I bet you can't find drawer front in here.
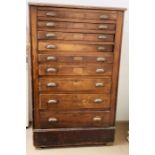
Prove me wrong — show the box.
[39,63,112,76]
[39,111,111,128]
[38,52,114,63]
[37,8,117,21]
[38,21,116,31]
[38,41,113,52]
[39,94,111,110]
[39,77,111,93]
[38,31,114,42]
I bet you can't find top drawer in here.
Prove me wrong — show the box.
[37,7,117,21]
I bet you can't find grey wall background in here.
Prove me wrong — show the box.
[27,0,129,121]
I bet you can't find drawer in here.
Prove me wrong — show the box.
[38,31,114,42]
[38,52,114,64]
[38,21,116,31]
[39,111,111,128]
[39,94,111,110]
[39,63,112,76]
[37,7,117,21]
[38,41,114,52]
[39,77,111,93]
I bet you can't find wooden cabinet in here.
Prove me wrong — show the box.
[29,3,125,148]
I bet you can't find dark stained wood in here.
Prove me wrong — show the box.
[39,94,111,110]
[38,41,114,52]
[29,3,126,11]
[38,21,116,31]
[33,127,115,147]
[37,9,117,21]
[39,63,112,76]
[38,31,114,42]
[110,11,124,125]
[39,77,111,93]
[29,3,125,148]
[39,111,111,128]
[38,28,116,34]
[38,52,114,63]
[37,7,118,14]
[38,17,116,24]
[29,6,40,129]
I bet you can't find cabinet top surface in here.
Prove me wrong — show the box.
[28,2,126,11]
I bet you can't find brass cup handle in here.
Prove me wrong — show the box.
[96,82,104,87]
[96,57,106,62]
[96,68,105,73]
[94,99,103,103]
[48,99,58,104]
[47,82,57,87]
[98,25,108,29]
[46,68,57,73]
[98,35,107,39]
[48,117,58,122]
[93,116,102,121]
[97,46,106,51]
[46,22,56,27]
[46,56,57,61]
[100,15,109,19]
[46,12,57,16]
[46,44,56,49]
[46,33,56,38]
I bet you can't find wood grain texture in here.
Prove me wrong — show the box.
[37,9,117,21]
[29,4,125,148]
[38,17,116,24]
[39,110,111,128]
[38,21,116,31]
[39,94,111,110]
[38,31,114,42]
[39,77,111,93]
[38,40,114,52]
[110,11,124,125]
[39,63,112,76]
[29,6,40,129]
[38,27,116,34]
[29,3,126,11]
[33,127,115,147]
[38,52,114,63]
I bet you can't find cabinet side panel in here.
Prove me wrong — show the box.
[30,6,39,128]
[110,11,124,125]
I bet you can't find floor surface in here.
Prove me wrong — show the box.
[26,122,129,155]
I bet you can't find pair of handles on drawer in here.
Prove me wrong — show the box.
[46,56,106,62]
[46,82,104,87]
[48,116,102,123]
[46,44,107,51]
[46,11,109,19]
[45,32,108,40]
[48,98,103,104]
[46,67,105,73]
[46,22,108,29]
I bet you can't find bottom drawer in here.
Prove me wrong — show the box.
[39,111,111,128]
[34,127,115,148]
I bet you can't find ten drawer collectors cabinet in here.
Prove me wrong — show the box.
[29,3,125,147]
